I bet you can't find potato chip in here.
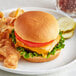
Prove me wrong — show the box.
[9,8,24,18]
[0,12,4,18]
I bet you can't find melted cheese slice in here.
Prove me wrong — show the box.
[16,35,61,55]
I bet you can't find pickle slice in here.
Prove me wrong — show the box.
[58,17,76,32]
[62,30,74,39]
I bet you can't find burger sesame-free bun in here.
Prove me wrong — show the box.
[24,50,60,62]
[14,11,59,43]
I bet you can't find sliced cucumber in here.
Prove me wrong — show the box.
[62,30,74,39]
[58,17,76,32]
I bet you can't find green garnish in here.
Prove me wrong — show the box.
[9,29,16,44]
[24,53,30,58]
[16,46,41,58]
[20,51,24,55]
[47,31,65,58]
[50,48,56,55]
[29,53,34,57]
[33,52,38,56]
[16,47,25,52]
[10,30,65,58]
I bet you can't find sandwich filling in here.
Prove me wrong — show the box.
[10,30,65,58]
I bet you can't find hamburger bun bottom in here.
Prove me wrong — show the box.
[24,50,60,62]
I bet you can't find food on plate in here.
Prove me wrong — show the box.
[0,55,5,61]
[0,12,4,18]
[0,29,20,69]
[0,17,14,33]
[58,17,76,39]
[62,30,74,39]
[9,11,65,62]
[9,8,24,18]
[0,9,22,69]
[0,38,20,69]
[0,8,65,69]
[0,39,20,69]
[3,44,20,69]
[5,17,15,26]
[58,17,76,32]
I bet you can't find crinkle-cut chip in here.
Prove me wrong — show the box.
[0,39,20,69]
[0,12,4,18]
[9,8,24,18]
[5,17,15,26]
[0,20,13,33]
[15,8,24,17]
[0,17,14,32]
[3,45,20,69]
[1,17,6,21]
[0,17,8,32]
[4,54,19,69]
[0,29,10,40]
[0,39,12,57]
[9,11,16,18]
[0,39,20,58]
[0,55,5,61]
[0,18,6,28]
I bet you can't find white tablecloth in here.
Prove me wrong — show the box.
[0,0,76,76]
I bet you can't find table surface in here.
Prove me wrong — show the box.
[0,0,76,76]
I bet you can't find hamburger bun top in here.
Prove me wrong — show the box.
[14,11,59,43]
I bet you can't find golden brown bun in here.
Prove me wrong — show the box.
[24,50,60,62]
[14,11,59,43]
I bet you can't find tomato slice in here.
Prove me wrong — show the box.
[15,32,54,47]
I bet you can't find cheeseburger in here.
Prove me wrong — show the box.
[10,11,65,62]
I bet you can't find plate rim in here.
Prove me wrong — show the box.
[0,7,76,75]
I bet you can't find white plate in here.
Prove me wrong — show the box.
[0,7,76,75]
